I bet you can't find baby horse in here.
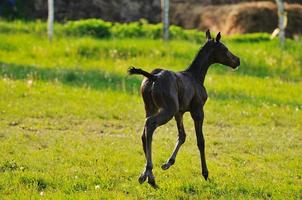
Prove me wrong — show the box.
[128,30,240,188]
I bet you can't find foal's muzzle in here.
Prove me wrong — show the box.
[232,57,240,69]
[229,53,240,69]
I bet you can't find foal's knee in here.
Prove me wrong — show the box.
[145,117,156,129]
[145,116,154,126]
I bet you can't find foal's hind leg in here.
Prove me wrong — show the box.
[162,113,186,170]
[138,109,175,188]
[141,99,158,161]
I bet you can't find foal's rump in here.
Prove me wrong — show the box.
[142,70,179,113]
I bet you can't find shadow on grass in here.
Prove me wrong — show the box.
[209,90,301,108]
[0,61,300,108]
[210,63,301,82]
[0,61,142,94]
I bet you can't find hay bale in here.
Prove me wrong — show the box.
[171,1,302,37]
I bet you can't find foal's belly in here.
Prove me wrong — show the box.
[178,93,194,113]
[175,73,195,113]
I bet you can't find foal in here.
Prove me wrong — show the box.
[128,30,240,188]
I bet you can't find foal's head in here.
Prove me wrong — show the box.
[205,30,240,69]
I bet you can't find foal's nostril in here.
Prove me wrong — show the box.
[231,57,240,69]
[237,58,240,66]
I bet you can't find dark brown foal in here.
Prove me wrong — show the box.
[128,30,240,188]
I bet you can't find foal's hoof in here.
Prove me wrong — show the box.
[161,163,171,170]
[148,177,159,189]
[138,173,147,184]
[161,159,174,170]
[202,171,209,181]
[148,179,159,189]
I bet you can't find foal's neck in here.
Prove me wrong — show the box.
[186,45,213,84]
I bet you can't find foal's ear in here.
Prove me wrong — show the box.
[216,32,221,42]
[206,29,212,41]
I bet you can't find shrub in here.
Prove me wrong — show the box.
[170,25,187,40]
[3,19,275,43]
[64,19,112,38]
[227,33,271,43]
[111,21,163,39]
[184,29,205,43]
[111,22,145,38]
[141,23,162,39]
[62,19,207,41]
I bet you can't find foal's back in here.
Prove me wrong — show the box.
[141,69,196,115]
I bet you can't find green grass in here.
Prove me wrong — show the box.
[0,20,301,199]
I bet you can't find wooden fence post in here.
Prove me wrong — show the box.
[275,0,286,46]
[48,0,54,42]
[162,0,169,41]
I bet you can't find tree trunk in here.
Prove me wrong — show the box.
[48,0,54,42]
[275,0,285,46]
[161,0,169,41]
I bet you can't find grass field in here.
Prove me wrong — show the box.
[0,21,301,199]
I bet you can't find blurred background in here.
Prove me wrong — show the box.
[0,0,301,36]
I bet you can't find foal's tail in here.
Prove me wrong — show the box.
[127,66,157,81]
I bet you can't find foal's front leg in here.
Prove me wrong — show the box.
[191,109,209,180]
